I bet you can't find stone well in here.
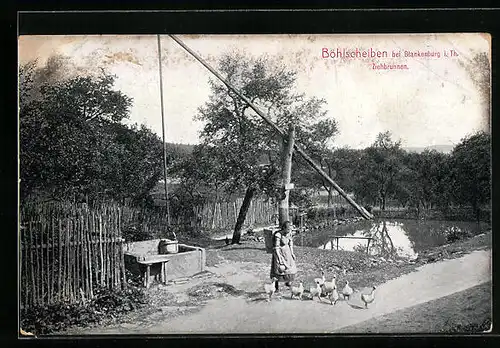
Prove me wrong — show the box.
[124,239,206,287]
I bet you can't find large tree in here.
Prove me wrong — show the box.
[20,68,131,200]
[195,52,337,243]
[448,131,491,222]
[170,143,234,228]
[19,57,165,204]
[353,131,406,210]
[291,119,340,206]
[398,150,451,212]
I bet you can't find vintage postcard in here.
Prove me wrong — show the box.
[18,33,491,335]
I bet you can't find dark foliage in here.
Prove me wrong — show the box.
[445,227,474,243]
[20,285,147,335]
[19,56,186,206]
[445,318,491,333]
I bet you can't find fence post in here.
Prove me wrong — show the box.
[98,215,104,287]
[119,207,126,288]
[70,218,75,302]
[20,201,129,310]
[87,210,94,299]
[49,214,54,305]
[65,218,70,301]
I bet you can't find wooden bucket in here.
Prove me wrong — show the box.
[158,239,179,254]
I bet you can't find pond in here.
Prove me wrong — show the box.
[293,219,489,260]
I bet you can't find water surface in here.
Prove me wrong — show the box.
[293,219,488,259]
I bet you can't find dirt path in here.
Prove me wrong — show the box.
[76,249,491,334]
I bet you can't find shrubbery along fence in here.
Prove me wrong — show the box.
[19,197,277,309]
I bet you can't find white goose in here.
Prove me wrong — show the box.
[361,286,377,308]
[264,277,278,301]
[309,281,322,302]
[314,269,326,286]
[342,280,353,301]
[329,285,340,306]
[291,282,304,300]
[321,275,337,296]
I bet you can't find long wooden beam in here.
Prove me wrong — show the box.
[169,34,373,220]
[156,35,172,228]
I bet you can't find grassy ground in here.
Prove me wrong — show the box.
[336,281,492,333]
[204,230,492,292]
[37,229,491,335]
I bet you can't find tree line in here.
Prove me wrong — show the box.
[168,52,490,230]
[291,130,490,223]
[19,55,189,206]
[20,52,490,241]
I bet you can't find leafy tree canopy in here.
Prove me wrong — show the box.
[19,56,170,205]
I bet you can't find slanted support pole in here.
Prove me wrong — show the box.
[169,34,373,220]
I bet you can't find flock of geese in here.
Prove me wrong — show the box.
[264,270,377,309]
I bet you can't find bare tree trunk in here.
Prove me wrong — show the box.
[327,189,333,208]
[231,186,256,244]
[211,187,219,229]
[279,125,296,226]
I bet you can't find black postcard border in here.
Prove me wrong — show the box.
[5,6,500,348]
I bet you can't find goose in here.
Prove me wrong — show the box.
[361,286,377,308]
[342,280,353,301]
[314,269,326,286]
[290,281,304,300]
[309,281,322,301]
[264,277,278,301]
[321,275,337,296]
[329,285,340,305]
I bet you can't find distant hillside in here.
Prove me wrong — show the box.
[166,142,455,155]
[165,143,270,165]
[403,145,454,154]
[165,142,195,155]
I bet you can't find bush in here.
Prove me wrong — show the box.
[306,206,355,222]
[122,225,154,242]
[289,190,313,209]
[352,243,368,253]
[20,285,147,335]
[445,226,473,243]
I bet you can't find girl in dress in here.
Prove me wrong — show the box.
[270,220,297,292]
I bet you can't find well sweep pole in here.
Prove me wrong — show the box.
[168,34,372,220]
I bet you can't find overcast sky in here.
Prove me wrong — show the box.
[19,33,490,149]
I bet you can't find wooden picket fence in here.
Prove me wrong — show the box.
[19,202,126,310]
[193,198,277,230]
[119,197,277,239]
